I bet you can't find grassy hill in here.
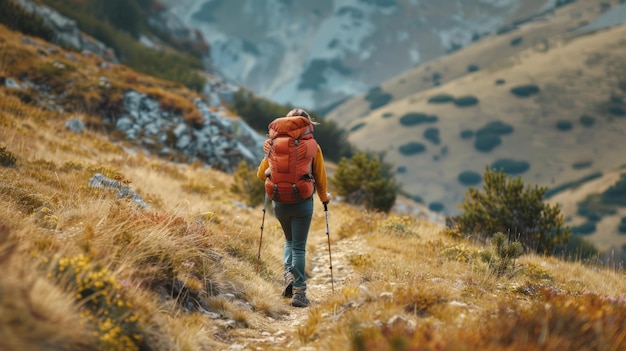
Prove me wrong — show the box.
[325,0,626,253]
[1,23,626,351]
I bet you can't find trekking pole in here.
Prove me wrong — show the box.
[324,202,334,293]
[256,193,268,274]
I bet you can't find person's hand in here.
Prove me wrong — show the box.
[322,192,332,205]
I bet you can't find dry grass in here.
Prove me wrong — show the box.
[1,22,625,351]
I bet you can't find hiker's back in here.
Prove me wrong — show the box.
[263,116,318,203]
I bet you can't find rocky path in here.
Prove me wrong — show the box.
[223,232,370,351]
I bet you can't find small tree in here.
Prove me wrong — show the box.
[457,166,570,254]
[230,161,265,207]
[331,152,398,212]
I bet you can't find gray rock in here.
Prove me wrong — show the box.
[65,118,84,133]
[4,78,22,90]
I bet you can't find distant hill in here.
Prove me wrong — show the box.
[326,0,626,252]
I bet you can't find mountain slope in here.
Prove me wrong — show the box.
[345,23,626,247]
[161,0,558,110]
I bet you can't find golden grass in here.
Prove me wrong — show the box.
[1,24,625,351]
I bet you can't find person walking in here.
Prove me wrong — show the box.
[257,108,330,308]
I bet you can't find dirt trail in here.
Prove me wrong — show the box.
[223,230,369,350]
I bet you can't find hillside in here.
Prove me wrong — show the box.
[162,0,559,110]
[326,0,626,252]
[1,23,626,351]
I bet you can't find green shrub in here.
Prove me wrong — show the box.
[399,113,438,126]
[601,173,626,206]
[230,161,266,207]
[608,104,626,116]
[579,115,595,127]
[543,172,603,199]
[423,127,440,145]
[480,232,523,276]
[556,120,573,131]
[458,171,482,186]
[572,161,592,170]
[0,146,17,167]
[571,221,596,235]
[478,121,514,136]
[510,84,541,98]
[459,129,474,139]
[331,152,398,212]
[428,202,445,212]
[467,64,479,73]
[350,122,366,132]
[398,142,426,156]
[453,95,480,107]
[0,0,54,42]
[495,79,506,85]
[474,134,501,152]
[396,166,407,174]
[618,217,626,234]
[364,86,393,110]
[553,235,599,262]
[427,94,455,104]
[510,37,523,46]
[576,194,617,221]
[457,166,570,254]
[382,112,394,118]
[491,159,530,175]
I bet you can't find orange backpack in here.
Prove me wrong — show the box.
[263,116,318,203]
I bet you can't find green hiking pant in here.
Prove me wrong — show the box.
[274,197,313,291]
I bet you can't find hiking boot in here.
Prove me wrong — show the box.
[282,272,294,298]
[291,289,310,308]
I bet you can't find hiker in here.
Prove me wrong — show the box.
[257,108,331,308]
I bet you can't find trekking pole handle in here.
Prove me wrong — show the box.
[323,202,328,212]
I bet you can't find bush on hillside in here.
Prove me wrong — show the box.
[571,161,592,170]
[467,64,479,73]
[601,173,626,206]
[423,127,440,145]
[427,94,455,104]
[553,235,599,262]
[428,202,445,213]
[619,217,626,234]
[510,84,541,98]
[555,120,573,131]
[571,221,596,236]
[495,79,506,85]
[382,112,394,118]
[459,129,474,139]
[457,166,570,254]
[474,134,501,152]
[350,122,366,132]
[0,0,54,42]
[491,159,530,175]
[454,96,480,107]
[480,232,524,276]
[399,113,438,126]
[230,161,265,207]
[398,142,426,156]
[364,86,393,110]
[579,115,595,127]
[478,121,515,136]
[331,152,398,212]
[510,37,523,46]
[608,104,626,116]
[458,171,482,186]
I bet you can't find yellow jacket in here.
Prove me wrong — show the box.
[257,145,329,203]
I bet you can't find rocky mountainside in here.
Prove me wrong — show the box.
[160,0,562,110]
